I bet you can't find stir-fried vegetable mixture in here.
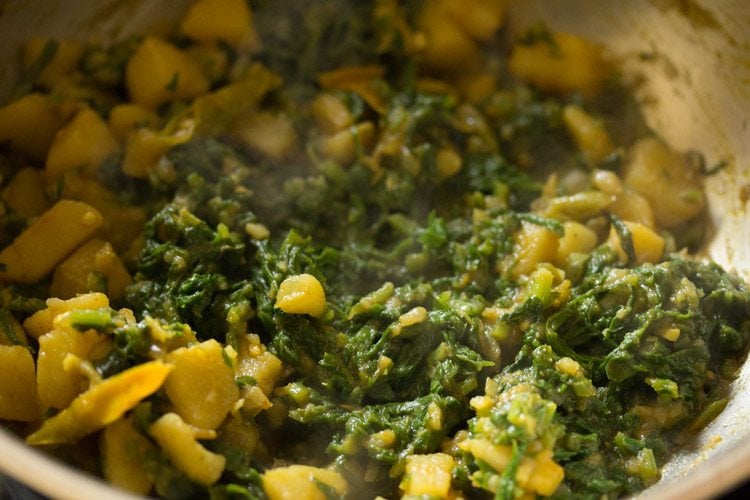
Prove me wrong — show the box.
[0,0,748,498]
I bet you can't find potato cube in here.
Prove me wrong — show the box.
[562,104,614,165]
[607,221,665,265]
[108,103,161,142]
[50,238,132,300]
[311,93,353,134]
[400,453,455,497]
[149,412,225,485]
[527,450,565,496]
[23,292,109,339]
[232,112,298,160]
[263,465,348,500]
[622,137,704,228]
[165,339,239,429]
[36,325,106,410]
[121,127,192,179]
[509,32,610,96]
[318,121,375,166]
[0,200,103,284]
[417,1,481,73]
[27,360,173,445]
[512,221,560,278]
[0,345,40,421]
[0,93,63,161]
[2,167,49,218]
[237,349,283,396]
[125,37,210,109]
[181,0,255,49]
[102,417,155,495]
[45,107,119,181]
[442,0,505,42]
[23,37,84,89]
[555,221,598,266]
[275,273,327,317]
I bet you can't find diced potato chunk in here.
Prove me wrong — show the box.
[555,221,598,266]
[442,0,506,42]
[27,360,173,445]
[2,167,49,218]
[108,103,161,142]
[36,325,107,410]
[232,112,298,160]
[0,200,103,284]
[509,32,610,96]
[562,104,614,165]
[275,274,327,317]
[23,37,84,89]
[319,121,375,166]
[263,465,348,500]
[512,222,560,278]
[0,345,40,422]
[50,238,132,300]
[23,292,109,339]
[609,190,656,228]
[125,37,210,109]
[400,453,455,497]
[237,349,283,397]
[45,107,119,181]
[148,412,226,485]
[0,93,63,161]
[526,450,565,496]
[165,339,239,430]
[101,417,155,495]
[181,0,255,49]
[622,137,704,228]
[311,93,353,134]
[121,126,193,179]
[607,221,665,265]
[417,1,482,73]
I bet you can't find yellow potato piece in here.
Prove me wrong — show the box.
[164,339,239,430]
[50,238,132,300]
[622,137,704,228]
[108,103,161,143]
[23,37,84,89]
[101,417,155,495]
[45,107,120,181]
[181,0,255,49]
[36,325,107,410]
[121,126,193,179]
[509,32,610,96]
[0,200,103,284]
[232,112,298,160]
[562,104,615,165]
[555,221,598,266]
[263,465,348,500]
[2,167,50,218]
[148,412,226,485]
[417,1,482,73]
[23,292,109,339]
[0,345,40,422]
[607,221,665,265]
[27,360,173,445]
[0,93,63,161]
[400,453,455,497]
[125,37,210,109]
[512,221,560,278]
[275,273,327,317]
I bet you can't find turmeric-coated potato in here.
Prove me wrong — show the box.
[0,93,63,161]
[50,238,132,300]
[607,221,665,265]
[275,274,327,317]
[164,339,239,429]
[2,167,49,218]
[263,465,348,500]
[509,32,610,96]
[27,360,173,445]
[23,292,109,339]
[22,37,84,89]
[125,37,210,109]
[512,221,560,278]
[101,418,156,495]
[108,103,161,142]
[622,137,704,228]
[45,107,119,181]
[148,412,226,485]
[0,345,40,422]
[0,200,103,284]
[181,0,256,49]
[400,453,455,497]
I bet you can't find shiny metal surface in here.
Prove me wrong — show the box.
[0,1,748,498]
